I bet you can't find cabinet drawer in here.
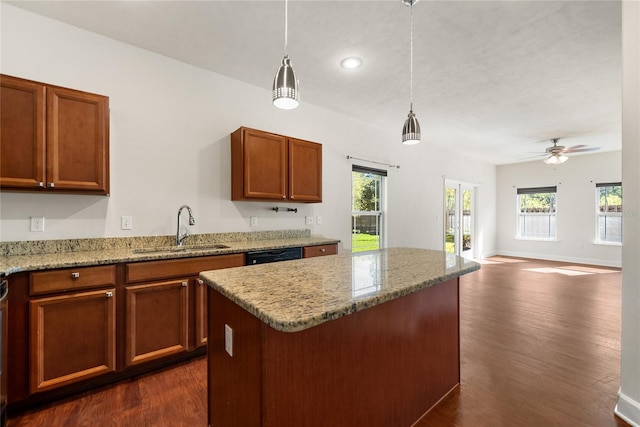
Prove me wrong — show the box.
[303,244,338,258]
[30,265,116,296]
[126,254,245,284]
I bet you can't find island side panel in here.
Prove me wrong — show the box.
[208,288,263,427]
[262,277,460,427]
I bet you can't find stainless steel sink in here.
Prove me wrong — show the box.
[133,244,230,254]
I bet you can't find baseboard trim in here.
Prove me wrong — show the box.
[615,391,640,427]
[494,250,621,268]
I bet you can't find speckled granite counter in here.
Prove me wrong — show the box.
[0,230,339,276]
[204,248,480,427]
[200,247,479,332]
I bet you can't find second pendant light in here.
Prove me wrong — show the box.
[272,0,299,110]
[401,0,421,145]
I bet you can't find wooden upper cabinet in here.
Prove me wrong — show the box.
[231,127,322,203]
[0,75,46,189]
[289,138,322,202]
[0,74,110,195]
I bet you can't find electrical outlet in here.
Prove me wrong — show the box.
[30,216,45,232]
[250,216,258,227]
[316,216,322,225]
[305,216,314,225]
[224,324,233,357]
[121,216,133,230]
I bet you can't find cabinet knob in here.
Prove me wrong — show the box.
[47,182,55,188]
[197,279,204,285]
[106,291,113,298]
[181,281,188,287]
[71,272,80,279]
[320,248,326,253]
[36,182,44,188]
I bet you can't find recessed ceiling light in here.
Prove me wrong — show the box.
[340,57,362,69]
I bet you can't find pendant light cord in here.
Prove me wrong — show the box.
[410,1,414,112]
[284,0,288,55]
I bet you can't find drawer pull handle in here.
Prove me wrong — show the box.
[36,182,44,188]
[197,279,204,285]
[106,291,113,298]
[71,272,80,279]
[320,248,326,252]
[47,182,55,188]
[181,281,188,287]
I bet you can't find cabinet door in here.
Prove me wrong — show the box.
[29,288,116,393]
[232,128,287,200]
[47,86,109,194]
[289,138,322,202]
[0,75,46,190]
[195,278,208,347]
[125,279,189,367]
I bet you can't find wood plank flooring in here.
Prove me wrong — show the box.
[8,257,629,427]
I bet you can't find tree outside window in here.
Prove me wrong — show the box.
[517,186,557,239]
[596,183,622,243]
[352,167,385,252]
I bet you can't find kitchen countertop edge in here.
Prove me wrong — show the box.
[0,237,340,276]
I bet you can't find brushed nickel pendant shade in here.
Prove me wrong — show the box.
[402,0,421,145]
[272,0,299,109]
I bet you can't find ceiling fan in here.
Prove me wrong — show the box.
[538,138,600,165]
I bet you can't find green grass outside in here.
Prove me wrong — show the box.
[352,233,380,252]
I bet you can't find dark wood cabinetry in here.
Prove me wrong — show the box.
[0,74,109,195]
[124,254,245,365]
[29,288,116,393]
[125,280,189,366]
[303,244,338,258]
[231,127,322,203]
[27,266,117,394]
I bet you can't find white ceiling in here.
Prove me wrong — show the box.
[7,0,622,165]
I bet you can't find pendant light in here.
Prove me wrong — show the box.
[272,0,299,109]
[402,0,421,145]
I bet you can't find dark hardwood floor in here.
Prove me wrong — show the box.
[8,257,629,427]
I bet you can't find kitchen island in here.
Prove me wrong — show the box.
[201,248,480,427]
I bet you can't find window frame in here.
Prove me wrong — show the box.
[516,186,558,241]
[595,182,622,245]
[351,165,387,253]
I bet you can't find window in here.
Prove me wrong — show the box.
[517,186,557,239]
[596,182,622,244]
[352,166,386,252]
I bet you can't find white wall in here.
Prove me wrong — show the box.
[0,4,497,257]
[496,151,622,267]
[616,2,640,425]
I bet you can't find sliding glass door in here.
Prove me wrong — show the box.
[444,180,475,259]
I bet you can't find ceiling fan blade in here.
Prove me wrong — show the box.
[564,146,600,153]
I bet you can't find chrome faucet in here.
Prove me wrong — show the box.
[176,205,196,246]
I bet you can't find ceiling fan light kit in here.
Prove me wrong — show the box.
[272,0,299,110]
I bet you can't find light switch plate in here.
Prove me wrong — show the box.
[30,216,45,232]
[121,216,133,230]
[250,216,258,227]
[305,216,314,225]
[224,324,233,357]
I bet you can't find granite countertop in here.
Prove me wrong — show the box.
[200,247,480,333]
[0,230,339,276]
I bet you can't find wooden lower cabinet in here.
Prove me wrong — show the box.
[195,278,208,347]
[29,288,116,393]
[303,243,338,258]
[125,280,189,366]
